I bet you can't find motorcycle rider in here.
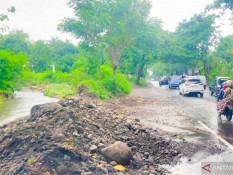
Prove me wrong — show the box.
[217,83,227,101]
[218,80,232,113]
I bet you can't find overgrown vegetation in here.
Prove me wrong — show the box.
[1,0,233,101]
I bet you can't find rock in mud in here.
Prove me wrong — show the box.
[101,141,132,165]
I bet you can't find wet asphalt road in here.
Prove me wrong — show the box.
[130,80,233,175]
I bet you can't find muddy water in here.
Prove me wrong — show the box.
[130,80,233,175]
[0,91,58,126]
[131,80,233,144]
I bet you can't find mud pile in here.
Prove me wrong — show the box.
[0,96,185,174]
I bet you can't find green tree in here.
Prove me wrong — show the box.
[158,31,190,75]
[59,0,151,76]
[29,40,52,72]
[0,30,31,54]
[121,19,163,84]
[175,14,218,80]
[215,34,233,62]
[48,38,78,72]
[213,0,233,10]
[0,50,27,95]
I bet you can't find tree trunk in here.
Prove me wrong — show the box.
[113,65,117,77]
[203,61,209,83]
[136,74,140,85]
[136,63,144,85]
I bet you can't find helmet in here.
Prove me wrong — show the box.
[225,80,233,88]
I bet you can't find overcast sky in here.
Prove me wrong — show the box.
[0,0,233,42]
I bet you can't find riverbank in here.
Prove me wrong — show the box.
[0,91,58,126]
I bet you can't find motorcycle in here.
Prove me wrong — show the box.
[218,100,233,121]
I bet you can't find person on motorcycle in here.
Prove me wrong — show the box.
[217,84,228,112]
[217,83,227,101]
[218,80,232,113]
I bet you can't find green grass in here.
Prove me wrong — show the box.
[0,96,3,104]
[78,79,110,100]
[43,83,76,99]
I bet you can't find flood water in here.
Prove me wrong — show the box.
[0,91,58,126]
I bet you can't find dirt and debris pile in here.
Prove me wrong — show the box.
[0,96,183,175]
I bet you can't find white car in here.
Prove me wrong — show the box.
[179,78,204,97]
[185,75,207,89]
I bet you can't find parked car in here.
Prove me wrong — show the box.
[169,75,182,89]
[209,76,231,96]
[179,77,204,97]
[159,77,169,86]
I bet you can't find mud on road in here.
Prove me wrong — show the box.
[118,81,233,175]
[0,81,232,175]
[1,93,215,175]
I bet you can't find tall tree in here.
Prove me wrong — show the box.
[29,41,52,72]
[58,0,151,76]
[175,14,218,80]
[0,30,31,54]
[48,38,78,72]
[213,0,233,10]
[158,31,190,75]
[215,34,233,62]
[121,18,163,84]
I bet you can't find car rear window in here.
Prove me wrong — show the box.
[219,79,229,85]
[187,79,201,84]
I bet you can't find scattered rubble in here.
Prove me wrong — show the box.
[0,95,222,175]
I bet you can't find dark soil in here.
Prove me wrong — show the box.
[0,95,223,175]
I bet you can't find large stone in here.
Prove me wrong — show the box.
[100,141,132,165]
[29,104,43,122]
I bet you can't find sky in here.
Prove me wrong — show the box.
[0,0,233,42]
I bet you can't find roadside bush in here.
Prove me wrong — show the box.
[34,71,70,84]
[99,65,112,79]
[0,96,3,104]
[0,50,27,95]
[127,75,147,86]
[70,70,89,88]
[100,65,131,95]
[43,84,76,98]
[21,71,37,87]
[78,80,110,100]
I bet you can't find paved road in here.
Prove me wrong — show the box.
[130,80,233,175]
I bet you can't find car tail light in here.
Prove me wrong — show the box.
[185,83,190,86]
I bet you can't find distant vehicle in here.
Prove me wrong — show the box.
[159,76,169,86]
[209,76,230,96]
[169,75,182,89]
[179,77,204,97]
[153,77,160,81]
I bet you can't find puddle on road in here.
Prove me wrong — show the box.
[165,149,233,175]
[130,84,233,174]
